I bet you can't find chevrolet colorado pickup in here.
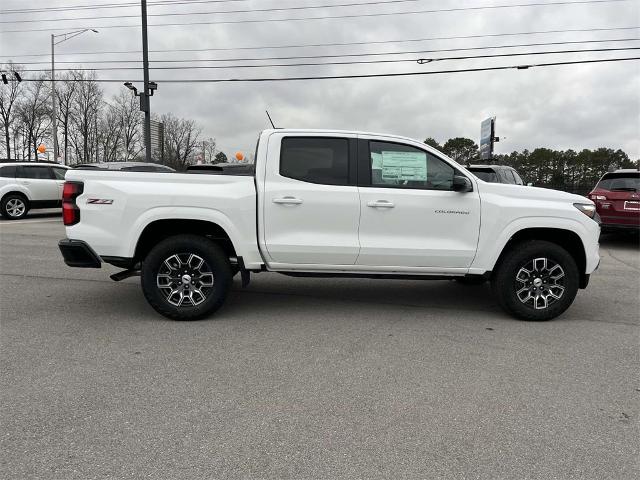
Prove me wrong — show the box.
[59,129,600,321]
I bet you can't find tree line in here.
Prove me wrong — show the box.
[0,64,229,169]
[425,136,638,192]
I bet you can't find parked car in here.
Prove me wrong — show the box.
[589,169,640,231]
[73,162,175,172]
[467,165,525,185]
[0,161,69,220]
[58,129,600,322]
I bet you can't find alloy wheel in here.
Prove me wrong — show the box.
[156,253,215,307]
[5,198,26,218]
[514,257,566,310]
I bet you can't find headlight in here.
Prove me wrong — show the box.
[574,203,597,218]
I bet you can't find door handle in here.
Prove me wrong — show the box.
[273,196,303,205]
[367,200,395,208]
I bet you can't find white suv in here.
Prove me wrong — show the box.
[0,162,69,220]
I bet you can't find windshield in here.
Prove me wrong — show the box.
[469,168,499,183]
[596,172,640,191]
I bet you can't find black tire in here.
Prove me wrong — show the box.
[491,240,579,321]
[1,193,29,220]
[141,234,233,321]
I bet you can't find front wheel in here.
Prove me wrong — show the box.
[491,240,579,321]
[141,235,233,320]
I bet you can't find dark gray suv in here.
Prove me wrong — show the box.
[467,165,525,185]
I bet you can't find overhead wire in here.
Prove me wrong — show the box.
[3,26,638,59]
[2,0,428,23]
[10,38,640,65]
[17,47,640,72]
[2,0,631,34]
[14,57,640,82]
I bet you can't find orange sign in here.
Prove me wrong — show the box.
[37,144,46,154]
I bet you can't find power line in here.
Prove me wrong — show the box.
[1,0,426,24]
[3,26,637,58]
[1,0,259,15]
[12,38,640,65]
[2,0,631,34]
[17,47,640,72]
[15,57,640,82]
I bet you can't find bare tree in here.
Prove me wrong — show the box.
[98,101,122,162]
[160,112,201,170]
[0,62,24,159]
[70,72,102,163]
[18,75,51,160]
[202,137,217,163]
[114,90,142,161]
[56,70,80,164]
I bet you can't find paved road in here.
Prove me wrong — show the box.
[1,216,639,479]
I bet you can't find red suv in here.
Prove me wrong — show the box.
[589,169,640,231]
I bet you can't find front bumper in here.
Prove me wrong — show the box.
[58,239,102,268]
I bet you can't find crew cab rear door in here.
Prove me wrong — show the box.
[356,137,481,270]
[261,132,360,266]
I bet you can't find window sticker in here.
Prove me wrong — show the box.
[380,151,427,181]
[371,152,383,170]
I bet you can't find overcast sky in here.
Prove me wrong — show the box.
[2,0,639,158]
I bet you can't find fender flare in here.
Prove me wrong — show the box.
[126,206,247,259]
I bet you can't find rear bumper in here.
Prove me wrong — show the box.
[58,239,102,268]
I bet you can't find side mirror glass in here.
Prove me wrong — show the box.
[452,175,473,192]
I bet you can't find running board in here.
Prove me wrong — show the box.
[110,268,141,282]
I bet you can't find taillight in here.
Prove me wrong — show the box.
[62,181,83,226]
[591,194,607,201]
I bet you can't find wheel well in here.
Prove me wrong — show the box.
[495,227,587,283]
[134,219,237,262]
[1,191,29,204]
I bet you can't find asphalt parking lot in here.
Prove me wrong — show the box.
[1,213,639,479]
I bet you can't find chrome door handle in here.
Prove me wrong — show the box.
[273,196,303,205]
[367,200,395,208]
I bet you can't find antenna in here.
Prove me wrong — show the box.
[265,110,276,129]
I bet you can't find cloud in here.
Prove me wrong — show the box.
[2,0,639,158]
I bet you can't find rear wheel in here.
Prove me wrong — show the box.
[491,240,579,321]
[1,194,29,220]
[141,235,233,320]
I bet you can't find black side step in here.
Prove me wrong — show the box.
[110,268,141,282]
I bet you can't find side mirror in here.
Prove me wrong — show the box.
[452,175,473,192]
[527,182,534,187]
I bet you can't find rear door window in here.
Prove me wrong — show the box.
[0,165,17,178]
[17,165,55,179]
[280,137,349,186]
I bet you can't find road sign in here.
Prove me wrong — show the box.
[479,117,495,161]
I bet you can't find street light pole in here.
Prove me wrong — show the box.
[50,29,98,164]
[141,0,152,163]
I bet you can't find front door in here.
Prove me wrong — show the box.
[262,133,360,266]
[356,138,481,269]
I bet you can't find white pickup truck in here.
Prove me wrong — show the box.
[59,129,600,321]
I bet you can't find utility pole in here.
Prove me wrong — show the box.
[141,0,152,162]
[51,35,58,163]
